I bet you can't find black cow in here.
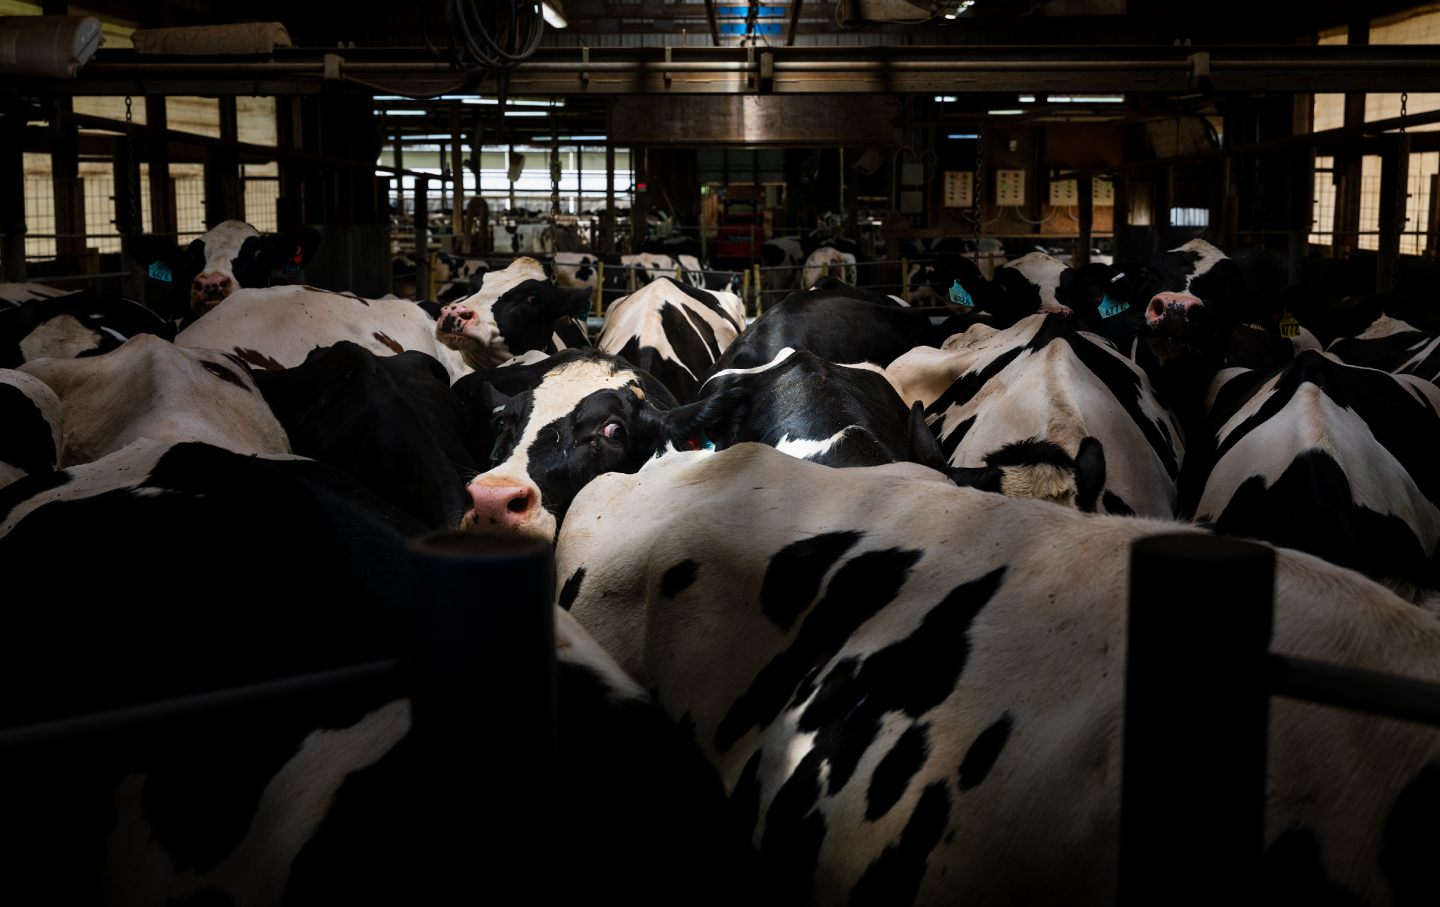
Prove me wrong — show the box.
[1178,349,1440,601]
[126,220,322,318]
[699,347,948,470]
[254,342,484,530]
[708,281,952,375]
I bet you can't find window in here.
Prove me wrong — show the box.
[1311,155,1335,246]
[1170,207,1209,228]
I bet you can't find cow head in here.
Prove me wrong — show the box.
[127,220,321,316]
[460,350,746,542]
[435,259,592,369]
[947,436,1107,512]
[1140,239,1256,363]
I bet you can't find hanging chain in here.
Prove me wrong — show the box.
[971,125,985,235]
[123,95,139,236]
[1393,91,1409,292]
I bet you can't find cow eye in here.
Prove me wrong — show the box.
[601,421,625,441]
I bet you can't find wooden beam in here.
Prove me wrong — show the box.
[703,0,721,47]
[786,0,804,46]
[145,96,176,238]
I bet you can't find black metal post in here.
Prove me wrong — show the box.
[1119,533,1274,907]
[406,531,557,898]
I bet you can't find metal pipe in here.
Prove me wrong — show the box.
[1270,655,1440,728]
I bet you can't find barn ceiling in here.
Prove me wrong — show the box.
[6,0,1435,148]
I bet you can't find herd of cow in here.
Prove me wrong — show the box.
[6,217,1440,905]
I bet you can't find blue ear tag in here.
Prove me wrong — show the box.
[948,280,975,310]
[1098,294,1130,319]
[281,262,304,276]
[1279,312,1300,338]
[147,261,173,283]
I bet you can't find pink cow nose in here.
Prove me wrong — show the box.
[192,272,234,302]
[438,302,475,334]
[1146,291,1204,326]
[466,479,539,530]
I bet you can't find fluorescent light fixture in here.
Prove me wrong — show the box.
[1046,94,1125,103]
[462,97,565,107]
[934,95,957,103]
[377,109,427,116]
[1018,95,1036,103]
[943,12,956,17]
[541,0,567,28]
[947,133,980,140]
[504,110,549,117]
[374,95,407,101]
[987,109,1024,116]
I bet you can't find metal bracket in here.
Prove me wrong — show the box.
[664,46,672,87]
[580,46,589,86]
[1187,51,1210,91]
[760,50,774,93]
[323,52,342,81]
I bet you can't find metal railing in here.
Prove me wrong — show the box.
[1119,533,1440,905]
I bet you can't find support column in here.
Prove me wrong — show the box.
[1076,174,1093,267]
[1376,132,1410,294]
[451,101,464,252]
[0,103,26,280]
[145,96,175,239]
[50,96,85,267]
[113,134,142,239]
[206,96,241,226]
[1337,15,1369,258]
[415,175,430,299]
[1289,148,1314,286]
[276,96,304,227]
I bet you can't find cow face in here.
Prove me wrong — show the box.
[127,220,321,316]
[1141,239,1255,362]
[947,436,1107,511]
[460,351,743,541]
[436,264,591,369]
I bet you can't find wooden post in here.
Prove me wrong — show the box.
[0,103,26,280]
[1337,15,1369,258]
[451,101,464,252]
[603,139,616,255]
[1376,132,1410,294]
[1076,174,1093,267]
[1119,534,1274,907]
[113,134,142,239]
[415,175,430,300]
[145,96,176,240]
[1289,148,1314,286]
[206,96,241,226]
[50,97,85,268]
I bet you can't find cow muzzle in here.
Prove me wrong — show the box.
[191,272,235,307]
[461,477,555,541]
[438,302,476,336]
[1145,291,1203,327]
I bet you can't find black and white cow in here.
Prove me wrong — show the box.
[886,313,1183,516]
[699,347,949,470]
[436,257,592,371]
[126,220,322,317]
[597,277,746,403]
[391,251,492,303]
[800,247,858,290]
[902,237,1007,303]
[254,342,484,531]
[460,349,741,542]
[760,235,859,293]
[558,441,1440,906]
[176,284,474,382]
[19,333,290,466]
[1179,349,1440,600]
[0,368,61,490]
[707,282,951,375]
[1326,314,1440,385]
[0,288,176,369]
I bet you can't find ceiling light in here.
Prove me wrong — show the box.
[377,109,427,116]
[943,12,957,18]
[463,97,565,107]
[987,109,1024,116]
[934,95,957,103]
[947,133,980,140]
[541,0,567,28]
[1047,94,1125,103]
[1018,95,1036,103]
[504,110,549,117]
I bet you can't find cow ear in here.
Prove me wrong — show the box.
[125,233,188,280]
[946,466,1004,494]
[264,227,322,271]
[1073,436,1106,513]
[478,380,512,419]
[658,386,750,451]
[905,402,949,472]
